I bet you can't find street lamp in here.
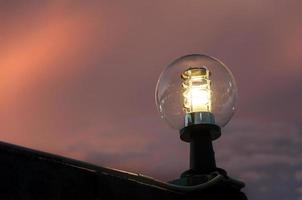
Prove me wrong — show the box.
[155,54,239,186]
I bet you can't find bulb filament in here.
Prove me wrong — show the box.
[181,67,212,113]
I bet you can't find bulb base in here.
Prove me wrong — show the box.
[180,123,221,142]
[184,112,215,127]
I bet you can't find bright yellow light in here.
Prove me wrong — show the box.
[181,67,212,113]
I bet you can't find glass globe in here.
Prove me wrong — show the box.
[155,54,238,130]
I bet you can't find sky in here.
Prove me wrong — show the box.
[1,1,302,199]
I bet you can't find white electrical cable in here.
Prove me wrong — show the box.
[154,173,225,193]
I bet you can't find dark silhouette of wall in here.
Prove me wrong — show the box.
[0,141,247,200]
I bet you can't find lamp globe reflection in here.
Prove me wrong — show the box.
[155,54,238,130]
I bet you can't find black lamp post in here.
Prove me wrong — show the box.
[178,123,221,186]
[181,124,219,174]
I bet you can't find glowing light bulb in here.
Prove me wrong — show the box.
[155,54,237,130]
[181,67,215,127]
[181,67,212,113]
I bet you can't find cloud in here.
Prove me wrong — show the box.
[216,119,302,199]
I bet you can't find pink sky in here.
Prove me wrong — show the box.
[1,1,302,199]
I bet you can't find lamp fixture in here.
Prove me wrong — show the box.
[156,54,237,130]
[155,54,239,186]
